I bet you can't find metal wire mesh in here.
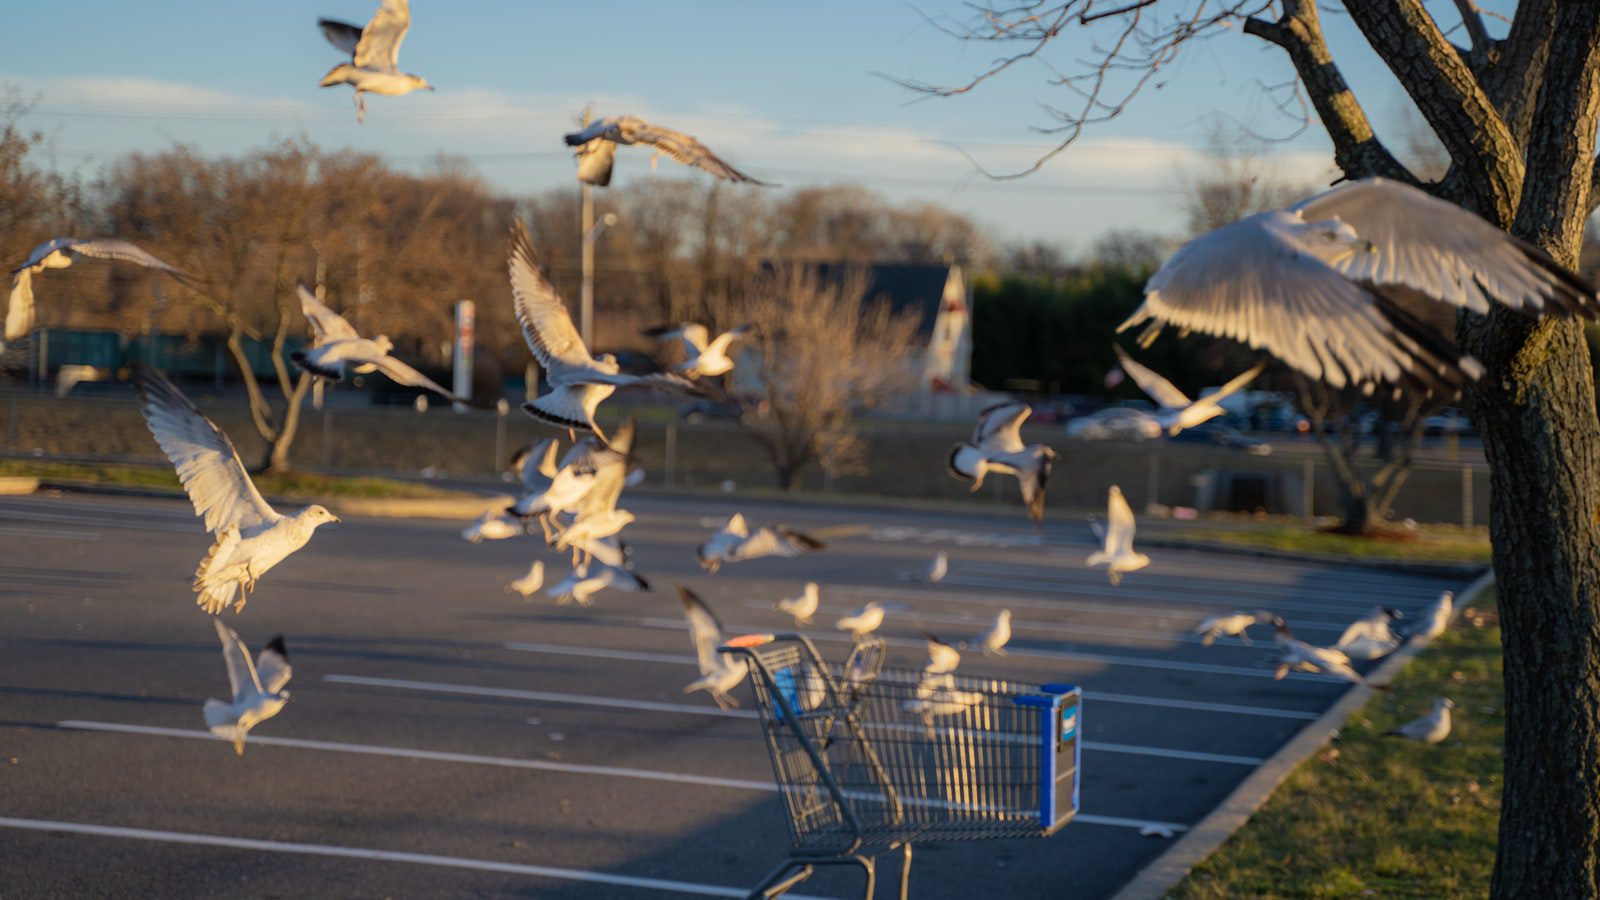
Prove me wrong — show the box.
[735,636,1078,851]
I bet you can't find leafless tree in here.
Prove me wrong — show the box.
[709,264,920,490]
[904,2,1600,891]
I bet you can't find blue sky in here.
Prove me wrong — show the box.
[3,1,1493,254]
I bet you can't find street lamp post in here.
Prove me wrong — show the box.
[579,192,617,348]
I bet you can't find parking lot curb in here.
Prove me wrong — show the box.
[0,476,40,495]
[1107,566,1495,900]
[37,480,508,521]
[1141,536,1487,579]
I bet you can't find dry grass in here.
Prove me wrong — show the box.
[1180,523,1492,565]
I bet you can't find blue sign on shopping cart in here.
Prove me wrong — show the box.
[771,666,801,723]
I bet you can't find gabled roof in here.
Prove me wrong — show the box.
[790,262,959,338]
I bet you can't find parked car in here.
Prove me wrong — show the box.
[680,397,767,424]
[1168,422,1273,455]
[1064,407,1161,442]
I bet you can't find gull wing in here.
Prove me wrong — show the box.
[19,238,186,276]
[1120,212,1477,391]
[507,220,594,378]
[705,323,755,356]
[678,586,726,675]
[214,618,265,702]
[1293,177,1598,318]
[732,525,826,561]
[6,269,33,342]
[368,355,467,403]
[643,323,710,354]
[1112,345,1191,410]
[511,438,560,492]
[255,636,293,694]
[1105,485,1137,556]
[354,0,410,70]
[625,118,769,184]
[134,368,278,534]
[973,402,1030,454]
[296,284,360,344]
[318,18,363,56]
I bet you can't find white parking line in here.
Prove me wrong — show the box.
[502,641,1327,718]
[937,574,1429,619]
[0,524,100,541]
[325,674,1265,765]
[0,816,796,899]
[629,617,1346,684]
[57,721,1189,835]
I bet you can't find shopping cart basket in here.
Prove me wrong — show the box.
[721,633,1081,899]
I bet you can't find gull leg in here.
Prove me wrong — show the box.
[355,92,366,125]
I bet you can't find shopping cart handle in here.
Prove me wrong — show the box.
[721,633,776,649]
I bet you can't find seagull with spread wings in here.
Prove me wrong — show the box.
[204,619,293,755]
[643,322,756,379]
[291,285,475,406]
[563,116,769,187]
[547,562,650,606]
[507,222,701,441]
[1113,346,1266,436]
[947,402,1059,528]
[318,0,433,123]
[135,369,340,614]
[1269,617,1378,687]
[678,587,750,709]
[8,238,187,349]
[1120,177,1599,394]
[696,512,825,574]
[1085,485,1149,586]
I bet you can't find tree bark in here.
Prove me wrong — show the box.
[1463,4,1600,896]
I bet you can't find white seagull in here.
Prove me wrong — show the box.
[902,683,983,726]
[204,619,292,755]
[8,238,187,349]
[1193,611,1266,647]
[553,508,635,566]
[291,285,473,405]
[836,601,892,642]
[774,581,820,626]
[1335,606,1405,661]
[563,115,770,187]
[947,402,1059,528]
[135,369,340,614]
[1086,485,1149,585]
[507,221,700,440]
[318,0,433,123]
[546,562,650,606]
[505,560,545,599]
[1120,177,1599,393]
[923,633,961,675]
[973,609,1012,656]
[1269,618,1375,687]
[696,513,825,574]
[679,587,750,709]
[1387,697,1454,744]
[1113,345,1266,436]
[461,511,525,544]
[902,551,948,583]
[1402,590,1453,644]
[643,322,756,379]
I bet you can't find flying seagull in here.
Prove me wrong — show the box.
[1402,590,1453,644]
[902,682,983,727]
[204,619,292,755]
[923,633,961,675]
[291,285,475,405]
[972,609,1012,656]
[8,238,187,349]
[643,322,756,379]
[507,221,701,441]
[1086,485,1149,585]
[134,369,340,614]
[1335,606,1404,661]
[947,402,1059,528]
[774,581,820,626]
[563,115,770,187]
[1387,697,1453,744]
[901,551,948,583]
[461,511,526,543]
[318,0,433,123]
[505,560,545,599]
[547,562,649,606]
[1269,617,1377,687]
[1113,345,1266,436]
[1120,177,1600,393]
[1193,611,1266,647]
[679,586,750,709]
[696,513,825,573]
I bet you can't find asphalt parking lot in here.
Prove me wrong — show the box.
[0,491,1466,898]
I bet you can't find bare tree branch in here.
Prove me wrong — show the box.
[1342,0,1521,212]
[1242,0,1413,183]
[1451,0,1492,57]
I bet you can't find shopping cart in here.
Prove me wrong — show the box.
[721,633,1081,900]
